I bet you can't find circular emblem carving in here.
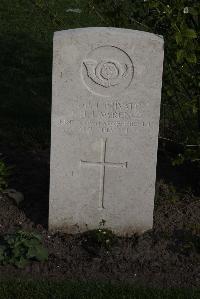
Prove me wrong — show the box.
[81,45,134,97]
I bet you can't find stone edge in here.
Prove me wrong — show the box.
[53,27,164,43]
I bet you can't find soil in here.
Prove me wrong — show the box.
[0,141,199,288]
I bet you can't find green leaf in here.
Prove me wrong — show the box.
[22,238,40,248]
[4,235,15,245]
[176,49,185,62]
[172,154,185,166]
[27,245,48,261]
[186,53,197,64]
[189,7,199,16]
[175,32,182,45]
[1,230,48,266]
[167,89,173,97]
[192,106,198,114]
[148,1,159,9]
[183,29,197,39]
[14,257,28,268]
[29,232,43,241]
[12,246,24,258]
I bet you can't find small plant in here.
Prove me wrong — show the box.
[82,220,116,254]
[87,228,116,250]
[0,159,12,191]
[0,230,48,268]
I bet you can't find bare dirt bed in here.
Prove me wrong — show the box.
[0,143,199,288]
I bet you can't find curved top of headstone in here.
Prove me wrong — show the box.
[53,27,164,98]
[54,27,163,42]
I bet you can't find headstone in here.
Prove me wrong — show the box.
[49,28,164,235]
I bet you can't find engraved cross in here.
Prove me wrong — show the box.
[80,138,127,210]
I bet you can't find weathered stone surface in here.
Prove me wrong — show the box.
[49,27,164,235]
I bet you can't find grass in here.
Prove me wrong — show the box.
[0,280,199,299]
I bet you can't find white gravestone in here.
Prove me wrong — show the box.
[49,28,164,235]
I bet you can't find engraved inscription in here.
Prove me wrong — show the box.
[80,139,127,210]
[82,46,134,97]
[55,99,152,136]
